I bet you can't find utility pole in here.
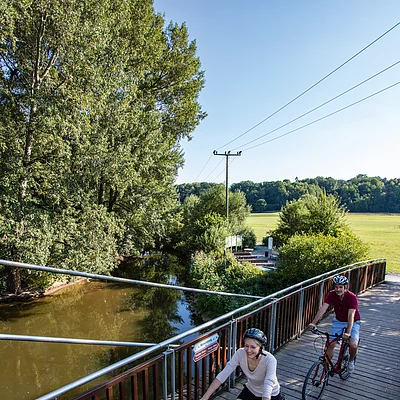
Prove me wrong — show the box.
[213,150,242,219]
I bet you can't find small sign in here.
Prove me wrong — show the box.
[193,342,219,362]
[193,334,219,362]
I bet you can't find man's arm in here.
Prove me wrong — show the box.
[308,303,330,328]
[343,308,356,339]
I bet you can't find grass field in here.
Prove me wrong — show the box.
[246,213,400,274]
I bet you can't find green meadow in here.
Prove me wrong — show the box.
[246,213,400,274]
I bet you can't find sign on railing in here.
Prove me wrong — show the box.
[193,334,219,362]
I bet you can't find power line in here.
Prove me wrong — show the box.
[240,81,400,152]
[231,60,400,151]
[211,155,239,183]
[216,21,400,150]
[203,158,224,181]
[194,153,213,182]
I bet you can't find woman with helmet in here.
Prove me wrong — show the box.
[200,328,285,400]
[309,275,361,374]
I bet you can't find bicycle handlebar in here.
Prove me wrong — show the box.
[311,326,348,341]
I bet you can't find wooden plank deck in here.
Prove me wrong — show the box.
[214,280,400,400]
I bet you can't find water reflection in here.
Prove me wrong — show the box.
[0,258,195,399]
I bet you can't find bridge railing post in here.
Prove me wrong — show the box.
[163,347,175,400]
[318,281,324,308]
[268,302,277,352]
[297,288,305,338]
[356,266,361,294]
[228,319,238,390]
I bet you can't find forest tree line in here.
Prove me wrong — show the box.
[177,175,400,213]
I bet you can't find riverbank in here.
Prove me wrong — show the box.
[0,277,86,303]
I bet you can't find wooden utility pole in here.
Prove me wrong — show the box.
[213,151,242,219]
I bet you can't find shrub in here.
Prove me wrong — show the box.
[278,232,369,285]
[189,251,264,318]
[239,227,257,249]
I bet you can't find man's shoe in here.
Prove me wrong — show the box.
[347,360,355,374]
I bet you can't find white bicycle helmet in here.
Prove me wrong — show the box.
[333,275,349,285]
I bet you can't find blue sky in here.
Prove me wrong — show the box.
[153,1,400,184]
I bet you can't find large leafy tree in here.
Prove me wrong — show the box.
[272,189,348,246]
[0,0,205,292]
[178,184,251,253]
[278,233,368,284]
[272,190,368,285]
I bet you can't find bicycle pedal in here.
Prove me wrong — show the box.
[329,370,335,377]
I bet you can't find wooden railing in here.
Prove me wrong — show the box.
[50,259,386,400]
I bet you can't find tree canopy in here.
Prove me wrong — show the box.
[0,0,205,292]
[272,189,348,246]
[273,190,368,285]
[177,184,251,254]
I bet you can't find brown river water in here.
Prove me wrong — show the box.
[0,278,195,399]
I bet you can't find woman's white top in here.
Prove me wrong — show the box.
[215,348,280,398]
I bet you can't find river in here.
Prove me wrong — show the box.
[0,263,196,399]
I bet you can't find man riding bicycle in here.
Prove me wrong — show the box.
[308,275,361,374]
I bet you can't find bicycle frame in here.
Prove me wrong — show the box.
[302,327,351,400]
[316,327,348,375]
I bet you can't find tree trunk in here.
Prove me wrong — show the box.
[98,180,105,205]
[108,187,118,212]
[7,268,21,295]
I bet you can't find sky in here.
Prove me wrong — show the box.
[153,0,400,185]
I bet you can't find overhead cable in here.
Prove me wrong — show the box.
[194,153,213,182]
[240,81,400,152]
[203,158,224,181]
[211,156,238,183]
[232,60,400,151]
[217,21,400,150]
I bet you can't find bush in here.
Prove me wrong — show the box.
[278,232,369,285]
[189,251,264,318]
[272,190,348,247]
[239,227,257,249]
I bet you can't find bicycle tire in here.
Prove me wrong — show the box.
[339,342,350,380]
[302,360,329,400]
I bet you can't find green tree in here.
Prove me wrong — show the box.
[0,0,205,292]
[272,190,348,246]
[278,233,368,284]
[189,251,263,318]
[178,184,251,253]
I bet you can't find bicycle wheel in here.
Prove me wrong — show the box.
[302,360,329,400]
[339,342,350,380]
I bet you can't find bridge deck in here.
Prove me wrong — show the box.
[214,280,400,400]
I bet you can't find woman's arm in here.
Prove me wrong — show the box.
[200,378,223,400]
[262,354,278,399]
[201,350,241,400]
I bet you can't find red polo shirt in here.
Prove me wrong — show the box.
[324,290,360,322]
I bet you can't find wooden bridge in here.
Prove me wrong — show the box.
[214,278,400,400]
[35,260,391,400]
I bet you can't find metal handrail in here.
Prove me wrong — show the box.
[0,257,385,399]
[0,259,262,299]
[0,333,178,348]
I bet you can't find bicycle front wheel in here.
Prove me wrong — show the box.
[339,342,350,380]
[302,360,329,400]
